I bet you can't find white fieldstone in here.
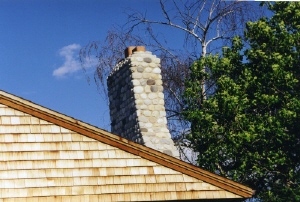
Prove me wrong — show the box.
[157,118,164,123]
[154,105,163,110]
[135,94,140,99]
[145,86,151,93]
[159,111,166,117]
[158,92,164,98]
[139,116,148,122]
[140,93,147,99]
[145,122,153,128]
[143,73,151,79]
[163,145,173,151]
[132,80,140,86]
[148,93,158,99]
[149,117,157,123]
[152,111,159,117]
[131,61,139,66]
[138,122,145,127]
[153,58,160,64]
[140,79,147,86]
[136,109,141,116]
[142,62,148,67]
[148,105,155,110]
[132,72,142,79]
[161,128,170,133]
[145,67,152,73]
[133,86,144,94]
[157,132,169,138]
[160,138,172,145]
[142,135,151,142]
[149,63,157,67]
[151,74,159,80]
[158,86,163,92]
[143,110,151,116]
[152,99,159,105]
[144,99,152,105]
[158,99,165,105]
[140,104,148,109]
[153,128,161,133]
[150,137,160,144]
[135,99,143,105]
[136,57,143,62]
[153,67,161,74]
[130,66,137,72]
[164,117,168,124]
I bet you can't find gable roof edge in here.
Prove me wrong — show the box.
[0,90,254,198]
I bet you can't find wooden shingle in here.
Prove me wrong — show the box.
[0,90,254,201]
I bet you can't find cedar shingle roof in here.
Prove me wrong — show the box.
[0,90,254,201]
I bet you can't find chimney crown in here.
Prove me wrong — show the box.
[125,46,146,58]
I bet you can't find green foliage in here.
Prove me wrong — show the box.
[183,2,300,201]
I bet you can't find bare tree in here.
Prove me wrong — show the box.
[80,0,264,164]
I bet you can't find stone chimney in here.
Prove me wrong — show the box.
[107,46,179,158]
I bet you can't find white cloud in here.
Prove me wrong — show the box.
[53,44,97,79]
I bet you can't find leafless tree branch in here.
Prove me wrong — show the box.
[80,0,265,164]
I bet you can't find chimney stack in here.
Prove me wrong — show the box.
[107,46,179,158]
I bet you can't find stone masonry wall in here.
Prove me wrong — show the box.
[107,47,179,158]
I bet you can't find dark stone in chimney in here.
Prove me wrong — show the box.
[143,57,152,63]
[147,79,156,85]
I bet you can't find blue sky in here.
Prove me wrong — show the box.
[0,0,160,131]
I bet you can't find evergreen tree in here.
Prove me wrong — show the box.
[184,2,300,201]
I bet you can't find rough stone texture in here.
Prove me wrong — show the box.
[107,49,179,158]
